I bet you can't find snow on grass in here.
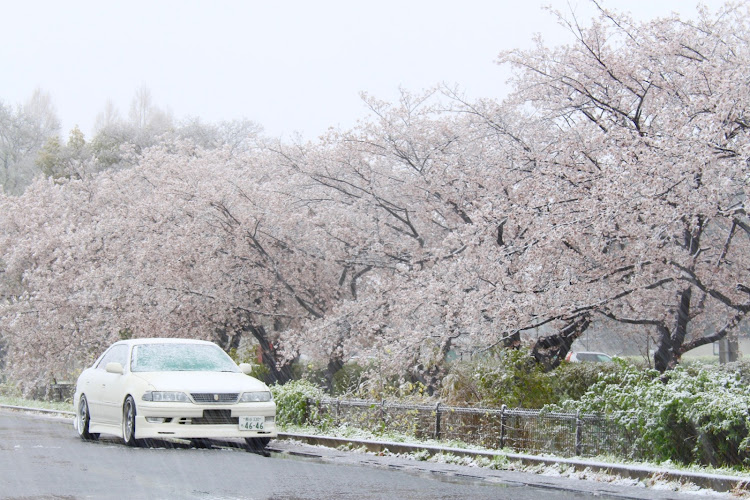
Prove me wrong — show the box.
[0,395,74,413]
[283,423,750,498]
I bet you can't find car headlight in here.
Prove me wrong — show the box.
[239,391,272,402]
[141,391,191,402]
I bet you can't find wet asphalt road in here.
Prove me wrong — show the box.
[0,410,728,499]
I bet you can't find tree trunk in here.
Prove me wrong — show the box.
[323,357,344,394]
[653,324,673,373]
[654,286,692,373]
[502,331,521,349]
[530,314,591,371]
[246,324,293,385]
[408,336,456,396]
[215,327,242,353]
[410,363,444,396]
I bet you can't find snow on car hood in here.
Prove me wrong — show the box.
[132,371,269,393]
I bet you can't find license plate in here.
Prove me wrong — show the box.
[239,416,264,431]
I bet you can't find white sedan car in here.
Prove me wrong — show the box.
[73,338,276,449]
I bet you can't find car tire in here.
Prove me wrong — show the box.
[76,395,99,441]
[122,396,139,447]
[245,437,271,450]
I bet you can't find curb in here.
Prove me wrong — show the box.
[278,432,750,493]
[0,403,75,417]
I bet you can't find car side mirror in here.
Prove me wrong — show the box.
[239,363,253,375]
[105,362,124,374]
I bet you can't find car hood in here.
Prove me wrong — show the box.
[132,371,269,393]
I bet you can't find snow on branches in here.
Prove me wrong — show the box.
[1,3,748,392]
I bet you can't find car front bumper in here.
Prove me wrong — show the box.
[133,401,277,440]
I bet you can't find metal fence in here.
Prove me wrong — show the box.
[306,398,640,459]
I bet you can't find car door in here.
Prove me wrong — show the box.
[96,344,132,425]
[84,346,120,422]
[77,366,104,422]
[85,344,129,425]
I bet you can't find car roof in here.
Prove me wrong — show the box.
[113,338,216,347]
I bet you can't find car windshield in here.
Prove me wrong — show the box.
[130,343,239,372]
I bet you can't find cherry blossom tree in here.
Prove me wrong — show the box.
[277,2,750,376]
[2,2,748,396]
[470,1,750,370]
[0,141,340,389]
[266,90,504,385]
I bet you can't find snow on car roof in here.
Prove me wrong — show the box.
[114,338,216,346]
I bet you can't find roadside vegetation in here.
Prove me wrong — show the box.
[272,354,750,471]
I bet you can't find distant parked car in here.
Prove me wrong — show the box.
[73,338,276,449]
[565,351,613,363]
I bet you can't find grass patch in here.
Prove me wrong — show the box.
[0,395,74,413]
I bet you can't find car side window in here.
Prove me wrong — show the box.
[95,344,129,370]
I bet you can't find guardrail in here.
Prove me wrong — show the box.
[0,403,75,416]
[306,398,638,459]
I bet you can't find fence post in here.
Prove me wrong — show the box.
[500,404,507,449]
[575,409,582,456]
[434,402,442,440]
[380,400,386,427]
[336,398,341,426]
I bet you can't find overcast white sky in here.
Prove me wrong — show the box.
[1,0,730,141]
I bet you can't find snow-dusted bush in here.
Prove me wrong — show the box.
[551,362,750,467]
[270,379,328,428]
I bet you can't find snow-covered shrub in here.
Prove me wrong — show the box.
[716,359,750,385]
[550,362,750,467]
[270,379,327,427]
